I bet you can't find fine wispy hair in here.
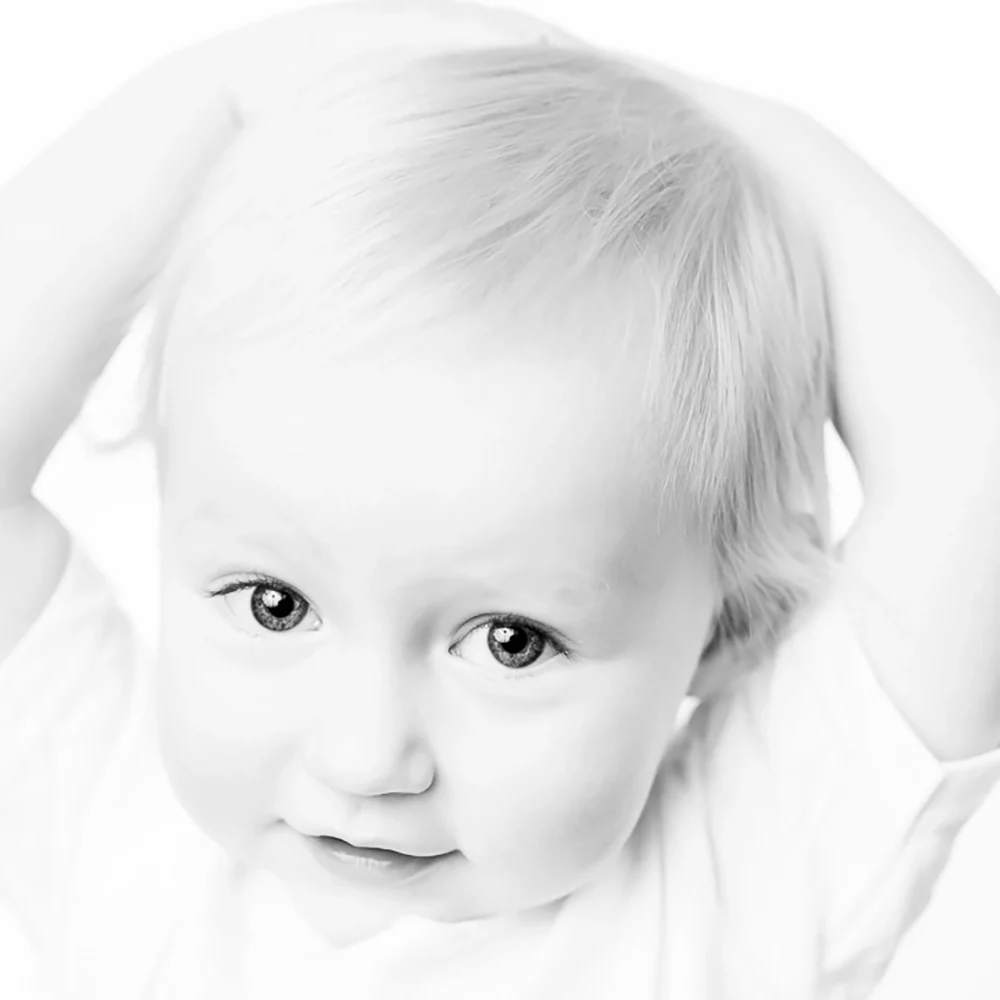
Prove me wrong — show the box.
[103,43,833,677]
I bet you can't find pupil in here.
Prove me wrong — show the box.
[261,587,294,618]
[495,625,528,653]
[249,584,307,633]
[484,621,545,669]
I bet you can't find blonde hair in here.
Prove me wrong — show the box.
[103,44,833,676]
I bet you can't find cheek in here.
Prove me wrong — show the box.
[443,665,682,896]
[154,631,294,853]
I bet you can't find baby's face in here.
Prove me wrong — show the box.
[154,331,718,944]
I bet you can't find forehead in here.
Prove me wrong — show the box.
[161,337,685,590]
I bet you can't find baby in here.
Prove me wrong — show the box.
[1,3,998,998]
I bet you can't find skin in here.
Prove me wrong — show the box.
[1,1,996,985]
[153,328,720,947]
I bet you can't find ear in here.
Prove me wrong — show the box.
[686,618,745,701]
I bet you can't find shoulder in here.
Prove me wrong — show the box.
[0,498,70,666]
[0,517,144,974]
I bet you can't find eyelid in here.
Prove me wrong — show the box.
[203,572,322,631]
[454,613,575,659]
[202,580,575,657]
[204,572,310,603]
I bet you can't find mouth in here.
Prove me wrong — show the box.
[302,832,459,886]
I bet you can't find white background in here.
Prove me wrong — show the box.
[1,2,998,996]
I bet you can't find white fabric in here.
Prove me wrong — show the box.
[2,538,999,999]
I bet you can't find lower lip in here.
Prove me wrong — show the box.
[303,833,455,886]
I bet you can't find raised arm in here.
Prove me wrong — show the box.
[0,49,237,663]
[0,53,235,506]
[791,116,1000,761]
[0,59,233,506]
[0,2,582,664]
[640,60,1000,760]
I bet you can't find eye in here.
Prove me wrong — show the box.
[450,615,571,674]
[206,574,320,635]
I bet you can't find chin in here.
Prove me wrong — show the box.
[288,888,407,947]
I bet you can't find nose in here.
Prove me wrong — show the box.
[303,646,435,798]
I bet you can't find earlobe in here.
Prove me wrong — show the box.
[699,617,723,661]
[687,616,739,701]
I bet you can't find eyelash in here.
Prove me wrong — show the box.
[203,572,318,638]
[202,573,576,665]
[451,614,574,661]
[203,573,312,608]
[203,572,298,602]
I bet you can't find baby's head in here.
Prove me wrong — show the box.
[129,46,830,941]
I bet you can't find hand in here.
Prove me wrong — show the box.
[176,0,591,126]
[638,62,1000,756]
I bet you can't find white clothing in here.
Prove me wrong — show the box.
[2,538,999,999]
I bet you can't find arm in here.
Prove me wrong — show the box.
[0,0,578,505]
[0,1,576,662]
[794,122,1000,761]
[639,61,1000,760]
[0,50,236,661]
[0,54,236,508]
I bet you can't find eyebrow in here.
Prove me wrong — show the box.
[177,505,326,566]
[176,504,615,620]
